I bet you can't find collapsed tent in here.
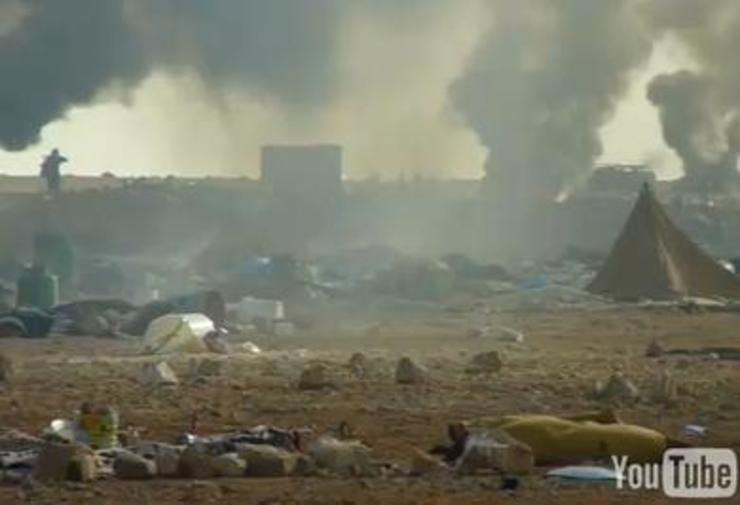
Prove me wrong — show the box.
[587,184,740,300]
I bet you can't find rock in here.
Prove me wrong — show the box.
[298,363,336,390]
[308,436,375,477]
[293,454,318,476]
[113,450,156,480]
[241,341,262,355]
[594,372,640,403]
[213,453,247,477]
[78,314,111,337]
[395,357,427,384]
[466,351,503,374]
[155,449,182,477]
[204,332,231,354]
[348,352,370,377]
[33,444,97,482]
[238,444,298,477]
[496,326,524,343]
[455,432,534,475]
[188,358,223,378]
[409,449,446,476]
[0,353,13,382]
[141,361,178,386]
[178,446,220,479]
[650,369,677,404]
[645,340,665,358]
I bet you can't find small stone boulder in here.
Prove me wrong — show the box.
[178,446,220,479]
[348,352,370,378]
[141,361,178,386]
[153,446,182,477]
[238,444,298,477]
[213,453,247,477]
[650,369,677,405]
[395,357,427,384]
[33,443,97,482]
[645,340,665,358]
[308,436,375,477]
[466,351,503,374]
[298,363,336,390]
[594,372,640,403]
[113,450,156,480]
[0,353,13,382]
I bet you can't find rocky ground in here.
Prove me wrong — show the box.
[0,307,738,504]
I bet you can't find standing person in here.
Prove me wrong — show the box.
[40,148,67,195]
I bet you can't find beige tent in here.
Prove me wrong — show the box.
[587,184,740,300]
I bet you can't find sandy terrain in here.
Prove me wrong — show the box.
[0,307,738,504]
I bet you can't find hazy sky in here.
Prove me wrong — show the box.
[0,1,696,180]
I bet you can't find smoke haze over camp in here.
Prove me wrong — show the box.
[0,0,736,197]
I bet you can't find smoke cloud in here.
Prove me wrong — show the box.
[0,0,147,150]
[645,0,740,184]
[0,0,345,151]
[451,0,653,203]
[6,0,740,191]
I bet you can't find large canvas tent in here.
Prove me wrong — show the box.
[587,184,740,300]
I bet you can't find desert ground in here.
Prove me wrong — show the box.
[0,306,738,504]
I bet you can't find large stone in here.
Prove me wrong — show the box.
[455,433,534,476]
[178,446,220,479]
[141,361,178,386]
[594,372,640,403]
[348,352,370,378]
[645,340,665,358]
[238,444,298,477]
[33,444,97,482]
[129,442,183,477]
[650,369,677,405]
[213,453,247,477]
[466,351,503,374]
[298,363,336,390]
[496,326,524,343]
[113,450,156,480]
[155,449,181,477]
[0,353,13,382]
[308,436,375,477]
[395,357,427,384]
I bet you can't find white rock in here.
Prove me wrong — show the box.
[141,362,178,386]
[308,436,375,477]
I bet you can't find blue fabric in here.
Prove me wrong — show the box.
[546,466,617,481]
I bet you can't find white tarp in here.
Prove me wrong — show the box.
[228,297,285,323]
[143,313,214,354]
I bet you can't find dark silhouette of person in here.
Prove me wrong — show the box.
[40,148,67,195]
